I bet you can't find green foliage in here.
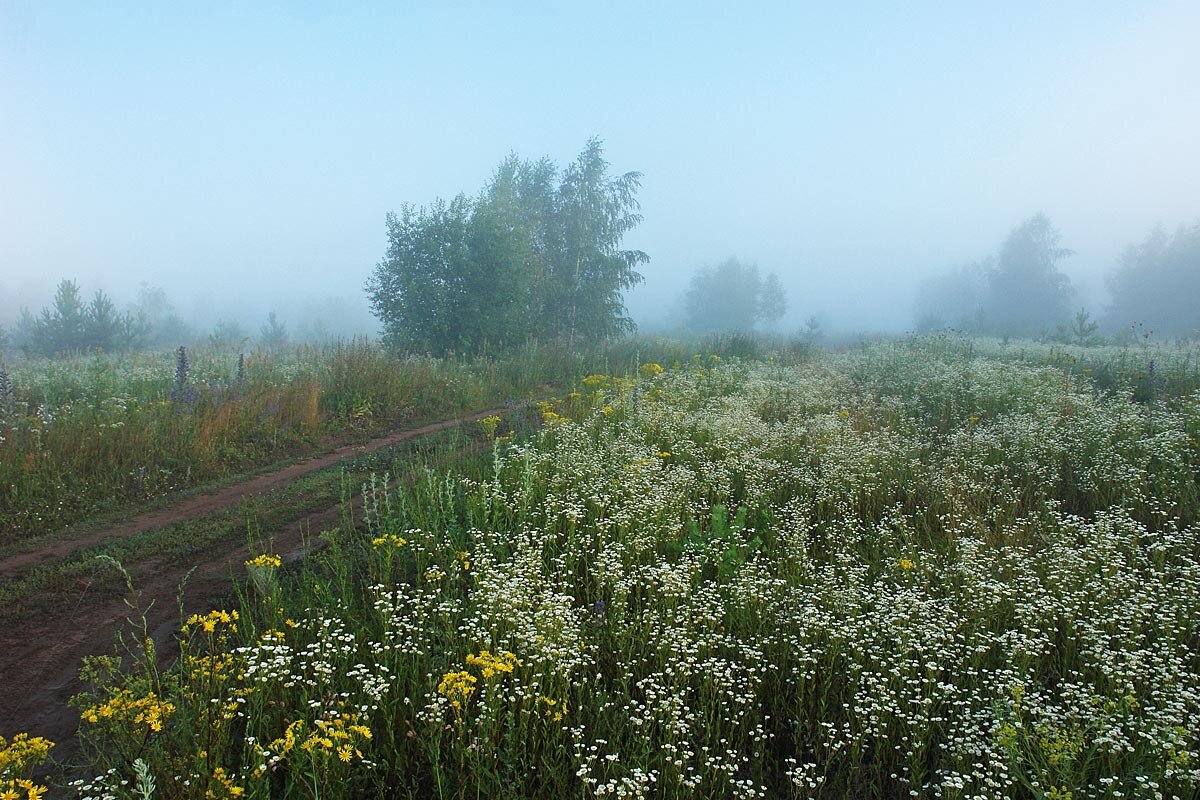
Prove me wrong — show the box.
[1058,308,1101,346]
[18,279,167,356]
[32,279,89,354]
[66,344,1200,799]
[367,138,647,355]
[680,504,764,581]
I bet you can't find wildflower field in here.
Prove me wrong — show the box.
[10,338,1200,799]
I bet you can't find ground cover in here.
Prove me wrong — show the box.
[0,337,706,542]
[24,343,1197,799]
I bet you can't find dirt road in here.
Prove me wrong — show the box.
[0,407,504,762]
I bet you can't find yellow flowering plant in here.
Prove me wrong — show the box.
[0,734,53,800]
[80,689,175,733]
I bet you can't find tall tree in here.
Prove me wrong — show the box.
[981,214,1074,337]
[758,272,788,330]
[548,139,648,346]
[1105,221,1200,336]
[85,290,121,352]
[369,196,473,352]
[682,258,787,333]
[367,139,648,354]
[32,279,89,354]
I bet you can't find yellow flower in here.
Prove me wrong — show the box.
[371,534,408,549]
[80,690,174,733]
[897,557,916,571]
[465,650,520,679]
[541,410,570,425]
[478,415,502,438]
[205,767,244,799]
[0,734,54,775]
[244,554,281,569]
[437,670,477,716]
[183,609,239,636]
[537,695,568,722]
[639,362,664,378]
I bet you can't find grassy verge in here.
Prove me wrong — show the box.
[31,347,1200,800]
[0,416,503,624]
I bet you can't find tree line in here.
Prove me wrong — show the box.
[916,214,1200,340]
[1,281,188,356]
[0,282,334,358]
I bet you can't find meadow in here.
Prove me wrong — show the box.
[5,337,1193,800]
[0,338,703,544]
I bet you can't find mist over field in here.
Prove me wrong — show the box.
[1,1,1199,341]
[7,6,1200,797]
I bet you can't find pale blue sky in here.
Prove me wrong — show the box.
[2,1,1198,332]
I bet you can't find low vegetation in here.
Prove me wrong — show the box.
[31,338,1198,799]
[0,339,659,543]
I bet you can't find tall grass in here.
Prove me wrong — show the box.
[0,338,702,543]
[53,341,1200,799]
[0,337,732,543]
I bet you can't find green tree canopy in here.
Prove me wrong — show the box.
[18,279,161,356]
[366,139,647,354]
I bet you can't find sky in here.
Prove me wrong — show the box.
[2,1,1198,335]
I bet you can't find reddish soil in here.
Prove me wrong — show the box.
[0,409,503,579]
[0,408,504,765]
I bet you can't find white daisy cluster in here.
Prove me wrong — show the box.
[70,344,1200,799]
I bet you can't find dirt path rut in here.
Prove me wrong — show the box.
[0,408,504,762]
[0,408,503,579]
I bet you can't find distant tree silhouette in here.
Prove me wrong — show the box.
[683,258,787,333]
[260,311,290,352]
[913,215,1075,337]
[981,214,1074,337]
[21,279,148,355]
[914,260,988,332]
[1105,222,1200,337]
